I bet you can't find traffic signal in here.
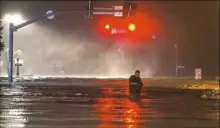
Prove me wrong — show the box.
[105,24,110,30]
[128,23,136,31]
[86,1,94,18]
[0,21,4,54]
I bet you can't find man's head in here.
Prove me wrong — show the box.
[135,70,140,77]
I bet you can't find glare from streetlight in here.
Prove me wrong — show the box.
[2,14,25,25]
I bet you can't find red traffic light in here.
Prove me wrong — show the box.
[128,23,136,31]
[105,24,110,29]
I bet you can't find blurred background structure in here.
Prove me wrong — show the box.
[0,1,219,79]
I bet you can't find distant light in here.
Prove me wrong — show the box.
[152,34,156,39]
[105,24,110,29]
[174,44,178,48]
[128,23,136,31]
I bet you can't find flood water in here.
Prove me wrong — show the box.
[0,79,219,128]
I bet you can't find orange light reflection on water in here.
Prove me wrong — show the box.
[94,87,145,128]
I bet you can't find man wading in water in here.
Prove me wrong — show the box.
[129,70,143,98]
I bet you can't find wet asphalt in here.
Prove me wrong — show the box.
[0,79,219,128]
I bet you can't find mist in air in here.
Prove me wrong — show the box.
[1,21,160,78]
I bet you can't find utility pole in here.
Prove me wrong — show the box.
[174,44,178,79]
[0,21,4,76]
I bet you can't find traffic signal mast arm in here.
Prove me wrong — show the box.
[7,1,136,83]
[15,10,134,31]
[14,1,136,31]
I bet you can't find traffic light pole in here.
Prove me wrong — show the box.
[7,8,127,83]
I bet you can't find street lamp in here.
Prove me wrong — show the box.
[2,14,25,25]
[2,10,55,84]
[2,13,26,83]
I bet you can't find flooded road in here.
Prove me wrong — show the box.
[0,80,219,128]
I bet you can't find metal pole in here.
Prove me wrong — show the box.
[174,44,178,79]
[8,23,14,83]
[88,1,92,18]
[16,58,19,76]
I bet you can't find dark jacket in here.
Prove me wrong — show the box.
[129,75,143,94]
[129,75,143,86]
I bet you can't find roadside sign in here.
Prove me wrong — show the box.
[46,60,62,67]
[114,6,123,17]
[195,68,202,80]
[14,59,23,66]
[93,7,114,15]
[177,65,185,69]
[92,6,123,16]
[46,10,55,20]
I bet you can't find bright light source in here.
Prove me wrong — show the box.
[105,24,110,29]
[2,14,25,25]
[128,23,136,31]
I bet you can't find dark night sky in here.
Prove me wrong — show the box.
[0,1,219,77]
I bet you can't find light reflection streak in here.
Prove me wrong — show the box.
[94,87,146,128]
[0,86,28,128]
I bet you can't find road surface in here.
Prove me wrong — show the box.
[0,79,219,128]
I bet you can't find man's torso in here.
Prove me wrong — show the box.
[129,75,143,85]
[129,75,143,94]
